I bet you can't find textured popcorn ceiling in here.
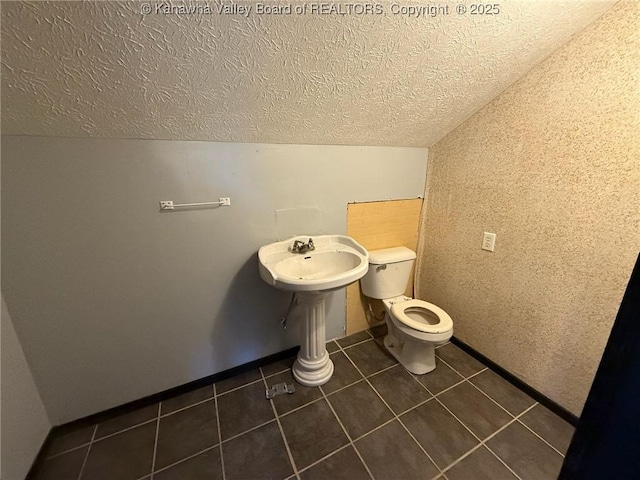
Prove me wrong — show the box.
[1,1,617,146]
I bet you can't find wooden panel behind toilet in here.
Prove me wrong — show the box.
[346,198,424,335]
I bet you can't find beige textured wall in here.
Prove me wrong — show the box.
[416,1,639,416]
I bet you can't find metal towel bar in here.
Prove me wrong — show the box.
[159,198,231,210]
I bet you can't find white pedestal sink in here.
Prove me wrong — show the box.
[259,235,369,386]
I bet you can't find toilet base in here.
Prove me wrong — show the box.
[384,334,436,375]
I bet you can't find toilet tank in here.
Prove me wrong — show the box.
[360,246,417,299]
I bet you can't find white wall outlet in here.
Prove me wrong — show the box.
[482,232,496,252]
[159,201,174,210]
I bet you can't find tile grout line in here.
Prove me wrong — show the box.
[438,376,519,426]
[466,376,521,416]
[335,341,443,478]
[278,394,328,417]
[89,418,159,445]
[139,382,295,480]
[405,370,492,478]
[358,370,443,477]
[435,354,487,382]
[394,352,524,477]
[51,407,169,460]
[403,352,485,399]
[366,361,401,378]
[173,344,515,479]
[159,394,215,418]
[294,443,353,476]
[394,416,444,480]
[73,380,303,478]
[439,441,484,474]
[423,377,467,398]
[362,380,442,475]
[482,444,524,480]
[222,418,279,444]
[317,368,362,396]
[48,410,166,461]
[262,362,301,381]
[426,353,535,472]
[255,341,550,478]
[53,348,388,459]
[434,354,568,458]
[477,403,541,480]
[463,374,568,458]
[483,444,523,480]
[463,366,489,379]
[309,337,420,398]
[150,444,219,477]
[322,339,382,477]
[260,369,301,480]
[143,384,217,477]
[450,402,538,478]
[213,384,227,480]
[59,336,561,480]
[436,408,527,480]
[47,351,342,459]
[148,382,296,478]
[515,417,567,458]
[46,441,92,460]
[216,377,264,397]
[337,329,377,347]
[337,338,374,350]
[44,339,429,455]
[435,347,562,449]
[432,395,485,442]
[76,424,97,480]
[426,391,522,477]
[434,350,564,458]
[149,403,161,479]
[337,415,398,445]
[317,384,376,480]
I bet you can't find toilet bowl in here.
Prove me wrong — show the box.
[382,295,453,374]
[359,246,454,375]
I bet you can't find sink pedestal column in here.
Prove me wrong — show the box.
[292,291,334,386]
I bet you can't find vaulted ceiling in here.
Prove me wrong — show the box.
[1,1,617,147]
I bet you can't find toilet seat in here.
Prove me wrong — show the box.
[390,300,453,334]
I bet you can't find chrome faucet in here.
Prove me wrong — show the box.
[292,238,315,254]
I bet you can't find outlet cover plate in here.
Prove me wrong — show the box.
[482,232,496,252]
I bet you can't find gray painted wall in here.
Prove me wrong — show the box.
[1,136,427,424]
[1,295,51,479]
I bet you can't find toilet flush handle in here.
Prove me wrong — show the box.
[376,264,387,272]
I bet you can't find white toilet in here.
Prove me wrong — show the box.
[360,246,453,375]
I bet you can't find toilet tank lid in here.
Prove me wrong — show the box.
[367,246,416,265]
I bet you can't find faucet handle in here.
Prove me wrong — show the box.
[292,238,314,253]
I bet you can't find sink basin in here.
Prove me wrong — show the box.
[259,235,369,292]
[258,234,369,386]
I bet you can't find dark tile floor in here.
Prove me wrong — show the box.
[33,330,575,480]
